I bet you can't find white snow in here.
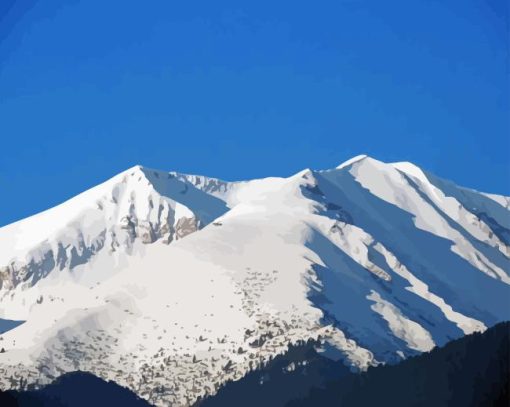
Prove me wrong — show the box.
[367,290,435,352]
[0,156,508,406]
[336,154,368,169]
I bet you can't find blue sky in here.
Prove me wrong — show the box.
[0,0,508,226]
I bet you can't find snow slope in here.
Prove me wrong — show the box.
[0,156,508,406]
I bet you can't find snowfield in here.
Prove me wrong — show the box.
[0,156,508,406]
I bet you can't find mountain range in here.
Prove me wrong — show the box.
[0,155,508,406]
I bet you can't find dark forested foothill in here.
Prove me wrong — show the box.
[289,321,510,407]
[195,340,352,407]
[0,371,151,407]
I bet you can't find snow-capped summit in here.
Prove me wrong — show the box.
[0,164,230,290]
[0,157,508,406]
[335,153,369,169]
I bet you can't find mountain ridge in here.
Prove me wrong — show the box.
[0,156,508,406]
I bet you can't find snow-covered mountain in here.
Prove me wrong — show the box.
[0,155,508,406]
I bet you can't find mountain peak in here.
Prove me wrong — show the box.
[336,154,370,170]
[121,164,166,180]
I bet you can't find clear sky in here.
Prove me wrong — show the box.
[0,0,508,226]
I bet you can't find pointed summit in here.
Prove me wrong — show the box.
[336,154,369,170]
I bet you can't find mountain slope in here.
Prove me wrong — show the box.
[0,156,508,406]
